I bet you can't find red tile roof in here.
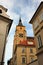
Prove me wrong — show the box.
[18,40,35,46]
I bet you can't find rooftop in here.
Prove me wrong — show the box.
[17,17,25,27]
[18,40,35,46]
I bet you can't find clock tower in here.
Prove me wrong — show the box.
[13,18,27,50]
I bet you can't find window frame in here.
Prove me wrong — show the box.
[22,47,25,53]
[30,48,33,53]
[22,57,26,64]
[37,35,42,48]
[30,57,34,62]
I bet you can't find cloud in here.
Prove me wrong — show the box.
[8,0,42,23]
[0,0,14,9]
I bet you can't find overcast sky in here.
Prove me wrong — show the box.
[0,0,43,65]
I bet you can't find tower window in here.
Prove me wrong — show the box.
[0,9,2,13]
[22,48,25,53]
[22,57,26,64]
[19,34,23,37]
[30,48,33,53]
[37,35,42,48]
[31,57,34,62]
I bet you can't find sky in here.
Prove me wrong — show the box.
[0,0,43,65]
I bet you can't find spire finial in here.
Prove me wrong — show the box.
[17,17,23,26]
[19,16,21,22]
[17,16,24,27]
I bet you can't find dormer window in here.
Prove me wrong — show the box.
[0,9,2,13]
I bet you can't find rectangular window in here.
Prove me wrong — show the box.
[37,35,42,48]
[34,20,39,29]
[30,57,34,62]
[22,48,25,53]
[30,48,33,53]
[22,57,26,64]
[39,12,43,22]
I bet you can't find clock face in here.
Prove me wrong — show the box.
[19,34,23,37]
[28,41,33,45]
